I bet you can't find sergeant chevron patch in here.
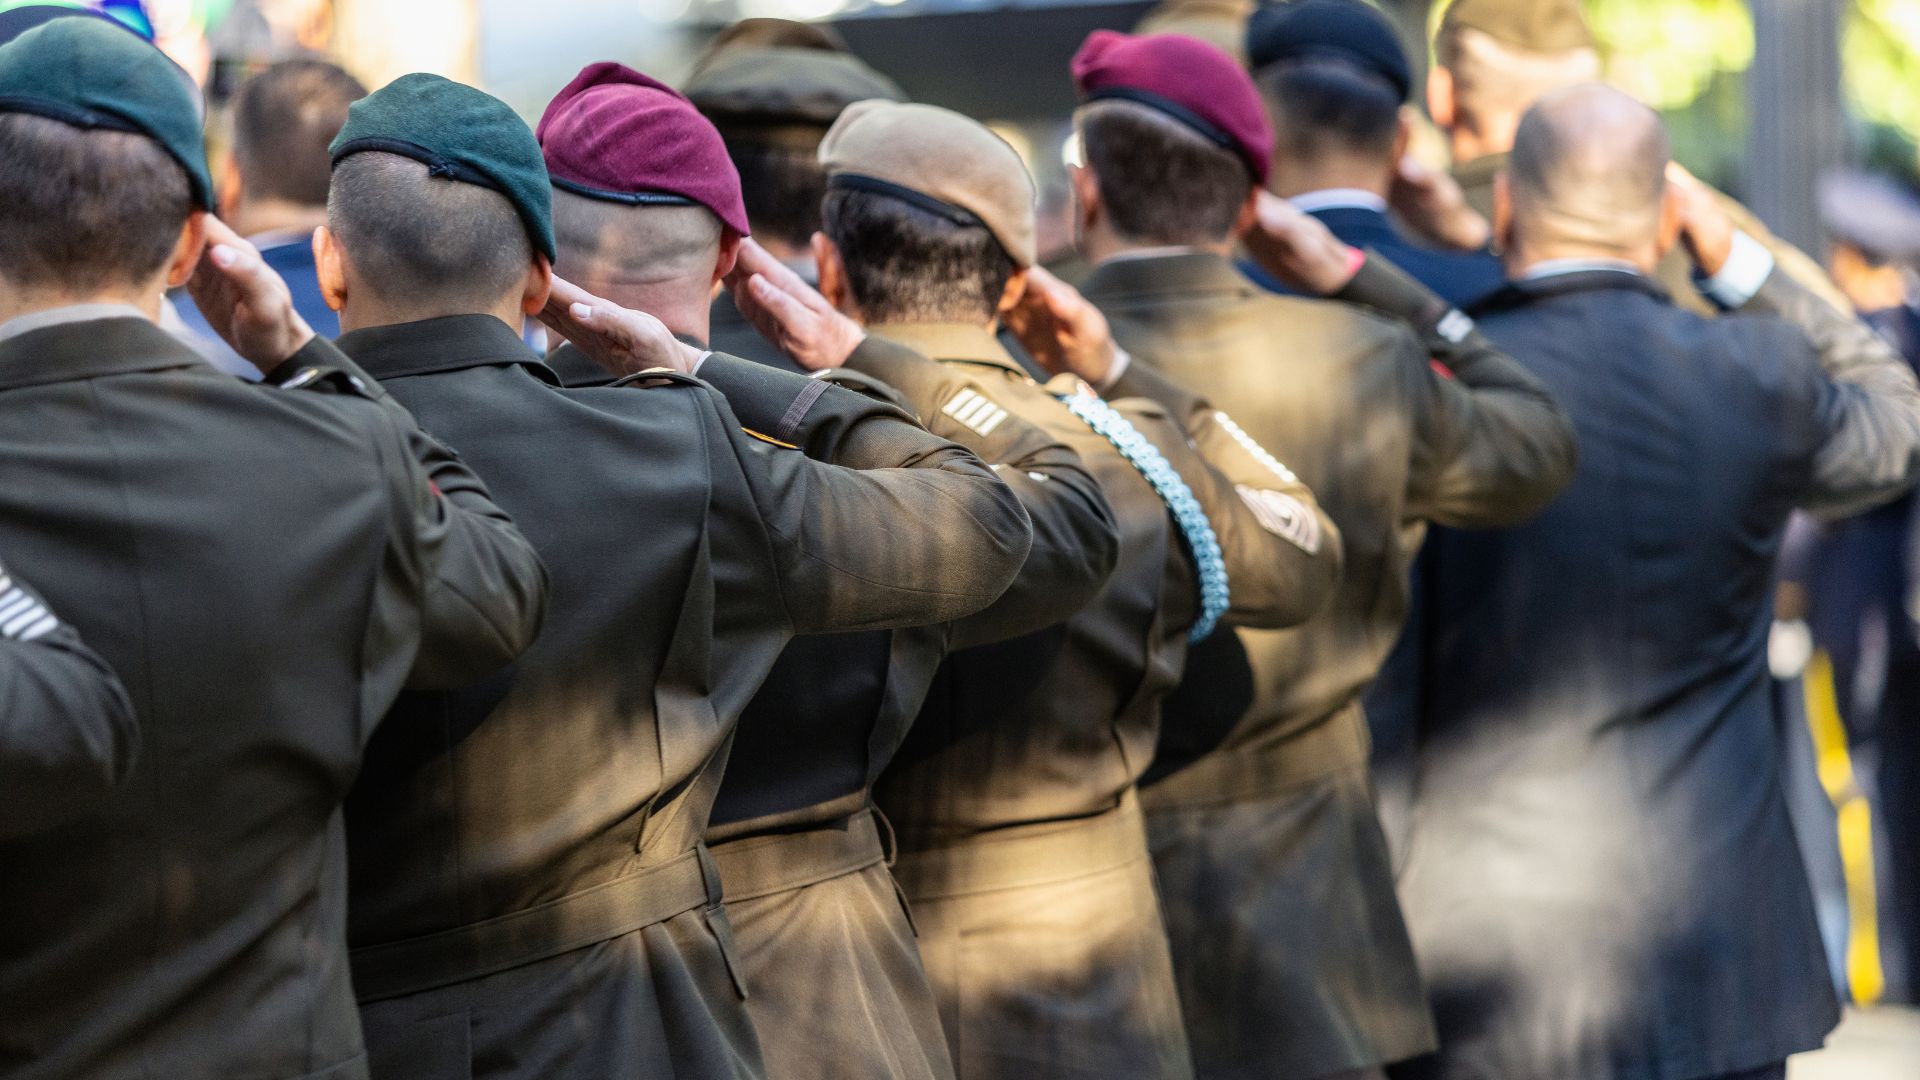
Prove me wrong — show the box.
[943,388,1009,436]
[0,576,58,642]
[1236,486,1322,554]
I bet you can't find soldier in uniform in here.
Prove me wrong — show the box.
[316,72,1034,1080]
[0,562,137,841]
[536,63,1118,1080]
[1242,0,1505,307]
[0,20,550,1080]
[682,19,905,371]
[1396,85,1920,1080]
[723,97,1344,1079]
[1062,30,1578,1080]
[1431,0,1844,316]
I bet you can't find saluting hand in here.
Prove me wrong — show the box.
[1004,266,1119,386]
[185,216,315,374]
[1243,191,1363,297]
[538,277,704,378]
[1667,162,1735,278]
[723,239,865,371]
[1390,155,1492,252]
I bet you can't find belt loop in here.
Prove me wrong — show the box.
[695,843,749,1000]
[871,802,900,868]
[696,842,725,908]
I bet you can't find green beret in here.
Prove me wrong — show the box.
[684,46,905,131]
[1439,0,1596,53]
[0,16,213,209]
[330,73,556,261]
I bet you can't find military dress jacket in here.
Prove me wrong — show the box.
[0,561,136,841]
[1400,265,1920,1080]
[0,316,548,1080]
[338,315,1030,1080]
[860,322,1342,849]
[1080,251,1574,802]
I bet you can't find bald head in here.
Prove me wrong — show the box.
[1505,84,1673,263]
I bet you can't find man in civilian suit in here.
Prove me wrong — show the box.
[173,59,365,375]
[1396,85,1920,1080]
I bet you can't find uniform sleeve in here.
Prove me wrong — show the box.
[1722,258,1920,516]
[0,566,138,840]
[1103,362,1342,629]
[1338,253,1578,528]
[691,351,1033,634]
[271,338,550,692]
[839,337,1121,648]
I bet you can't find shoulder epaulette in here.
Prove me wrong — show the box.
[611,368,705,390]
[274,364,375,399]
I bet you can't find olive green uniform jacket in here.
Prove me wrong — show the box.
[1081,252,1576,1080]
[861,322,1342,1080]
[0,315,548,1080]
[339,315,1030,1080]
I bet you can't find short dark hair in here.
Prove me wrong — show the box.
[822,188,1016,324]
[327,152,534,312]
[1078,101,1251,247]
[1259,57,1401,164]
[722,135,827,250]
[0,113,193,291]
[231,59,367,207]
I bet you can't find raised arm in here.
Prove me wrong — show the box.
[0,567,138,840]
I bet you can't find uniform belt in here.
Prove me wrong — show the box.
[1140,701,1371,811]
[711,806,889,905]
[890,789,1147,901]
[350,844,722,1003]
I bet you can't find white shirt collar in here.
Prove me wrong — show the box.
[0,302,151,345]
[1289,188,1389,215]
[1520,257,1643,282]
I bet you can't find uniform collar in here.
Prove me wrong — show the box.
[866,321,1026,375]
[335,314,559,385]
[1471,265,1671,317]
[1079,249,1258,304]
[0,314,210,391]
[1290,188,1389,214]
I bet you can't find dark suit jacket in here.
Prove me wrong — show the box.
[340,316,1029,1079]
[0,318,546,1080]
[1400,267,1920,1080]
[1243,204,1507,310]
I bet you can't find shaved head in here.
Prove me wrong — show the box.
[551,189,725,290]
[1508,84,1671,257]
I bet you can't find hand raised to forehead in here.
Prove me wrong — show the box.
[185,216,316,374]
[1004,266,1119,386]
[1242,191,1363,297]
[538,277,704,378]
[723,239,865,372]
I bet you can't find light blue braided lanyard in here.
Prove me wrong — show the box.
[1056,390,1230,641]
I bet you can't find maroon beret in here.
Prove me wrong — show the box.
[535,61,750,235]
[1071,30,1272,186]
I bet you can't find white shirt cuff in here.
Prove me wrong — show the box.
[1096,346,1132,394]
[690,350,712,375]
[1697,230,1775,310]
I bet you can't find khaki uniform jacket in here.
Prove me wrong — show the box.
[0,562,136,841]
[339,315,1030,1080]
[860,322,1342,847]
[0,318,548,1080]
[1081,252,1575,798]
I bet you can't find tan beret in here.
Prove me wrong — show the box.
[1134,0,1255,63]
[818,100,1038,267]
[1439,0,1596,53]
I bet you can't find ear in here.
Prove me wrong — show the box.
[521,253,554,317]
[1427,66,1456,130]
[1068,164,1102,234]
[217,156,243,222]
[995,267,1030,317]
[713,229,743,292]
[1654,181,1683,262]
[314,225,350,313]
[1491,168,1514,255]
[1232,186,1261,241]
[1393,108,1414,162]
[163,210,210,289]
[813,231,854,315]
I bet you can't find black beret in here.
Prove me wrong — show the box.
[330,73,555,261]
[1247,0,1412,101]
[0,15,213,209]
